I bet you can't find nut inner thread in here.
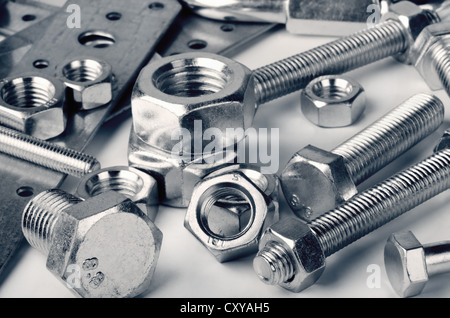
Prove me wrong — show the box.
[63,59,104,83]
[84,170,144,199]
[311,77,354,101]
[153,57,232,97]
[1,76,56,108]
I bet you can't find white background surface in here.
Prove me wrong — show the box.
[0,23,449,299]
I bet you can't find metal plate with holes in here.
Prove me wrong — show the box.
[0,0,181,278]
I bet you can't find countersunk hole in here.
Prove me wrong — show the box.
[148,2,164,10]
[220,24,235,32]
[17,186,34,197]
[63,59,104,83]
[106,12,122,21]
[33,59,49,69]
[84,170,144,199]
[152,57,233,97]
[311,77,354,100]
[1,76,56,108]
[188,39,207,50]
[22,14,37,22]
[78,31,116,49]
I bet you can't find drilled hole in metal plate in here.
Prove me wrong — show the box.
[106,12,122,21]
[152,57,232,97]
[221,24,235,32]
[1,76,56,108]
[22,14,36,22]
[84,170,144,199]
[17,186,34,197]
[311,78,354,100]
[200,187,253,240]
[78,31,116,49]
[188,39,207,50]
[148,2,164,10]
[63,59,104,83]
[33,59,49,69]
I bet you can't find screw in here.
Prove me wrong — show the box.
[385,230,450,298]
[22,189,163,298]
[254,131,450,293]
[0,125,100,177]
[281,93,445,220]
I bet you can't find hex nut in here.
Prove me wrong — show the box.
[382,1,440,64]
[280,145,357,221]
[301,75,366,128]
[76,166,160,221]
[36,191,163,298]
[131,52,256,154]
[384,231,428,298]
[412,22,450,90]
[435,128,450,152]
[0,74,66,140]
[59,58,113,110]
[184,170,279,263]
[256,217,326,293]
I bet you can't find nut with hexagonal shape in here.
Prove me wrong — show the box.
[301,75,366,128]
[22,189,163,298]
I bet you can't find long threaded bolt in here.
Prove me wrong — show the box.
[0,126,100,177]
[254,133,450,293]
[281,93,445,221]
[385,230,450,298]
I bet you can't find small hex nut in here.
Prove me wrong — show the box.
[46,191,163,298]
[0,74,66,140]
[280,145,357,221]
[184,170,279,263]
[257,217,326,293]
[381,1,440,64]
[131,52,256,154]
[301,75,366,128]
[384,231,428,298]
[435,128,450,152]
[59,58,113,110]
[76,166,160,221]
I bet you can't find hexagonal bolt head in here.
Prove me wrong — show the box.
[435,128,450,152]
[184,170,279,263]
[0,74,67,140]
[382,1,441,64]
[76,166,160,221]
[412,22,450,90]
[131,52,256,155]
[280,145,357,220]
[59,58,113,110]
[254,217,326,293]
[301,75,366,128]
[384,231,429,298]
[24,191,163,298]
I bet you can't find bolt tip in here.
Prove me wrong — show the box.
[253,253,277,285]
[253,242,294,286]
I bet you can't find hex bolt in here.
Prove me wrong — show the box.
[22,189,163,298]
[0,125,100,177]
[281,93,445,220]
[385,231,450,298]
[254,131,450,293]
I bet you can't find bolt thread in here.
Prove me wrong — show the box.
[22,189,82,256]
[310,148,450,257]
[332,94,444,185]
[254,241,295,285]
[253,20,408,105]
[430,39,450,97]
[0,126,100,177]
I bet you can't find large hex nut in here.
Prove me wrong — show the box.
[184,170,279,263]
[301,75,366,128]
[0,74,66,140]
[381,1,441,64]
[131,52,256,154]
[76,166,160,221]
[384,231,428,298]
[59,58,113,110]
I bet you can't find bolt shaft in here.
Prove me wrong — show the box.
[430,38,450,96]
[311,148,450,257]
[424,242,450,277]
[253,20,409,105]
[0,126,100,177]
[22,189,81,256]
[331,94,445,185]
